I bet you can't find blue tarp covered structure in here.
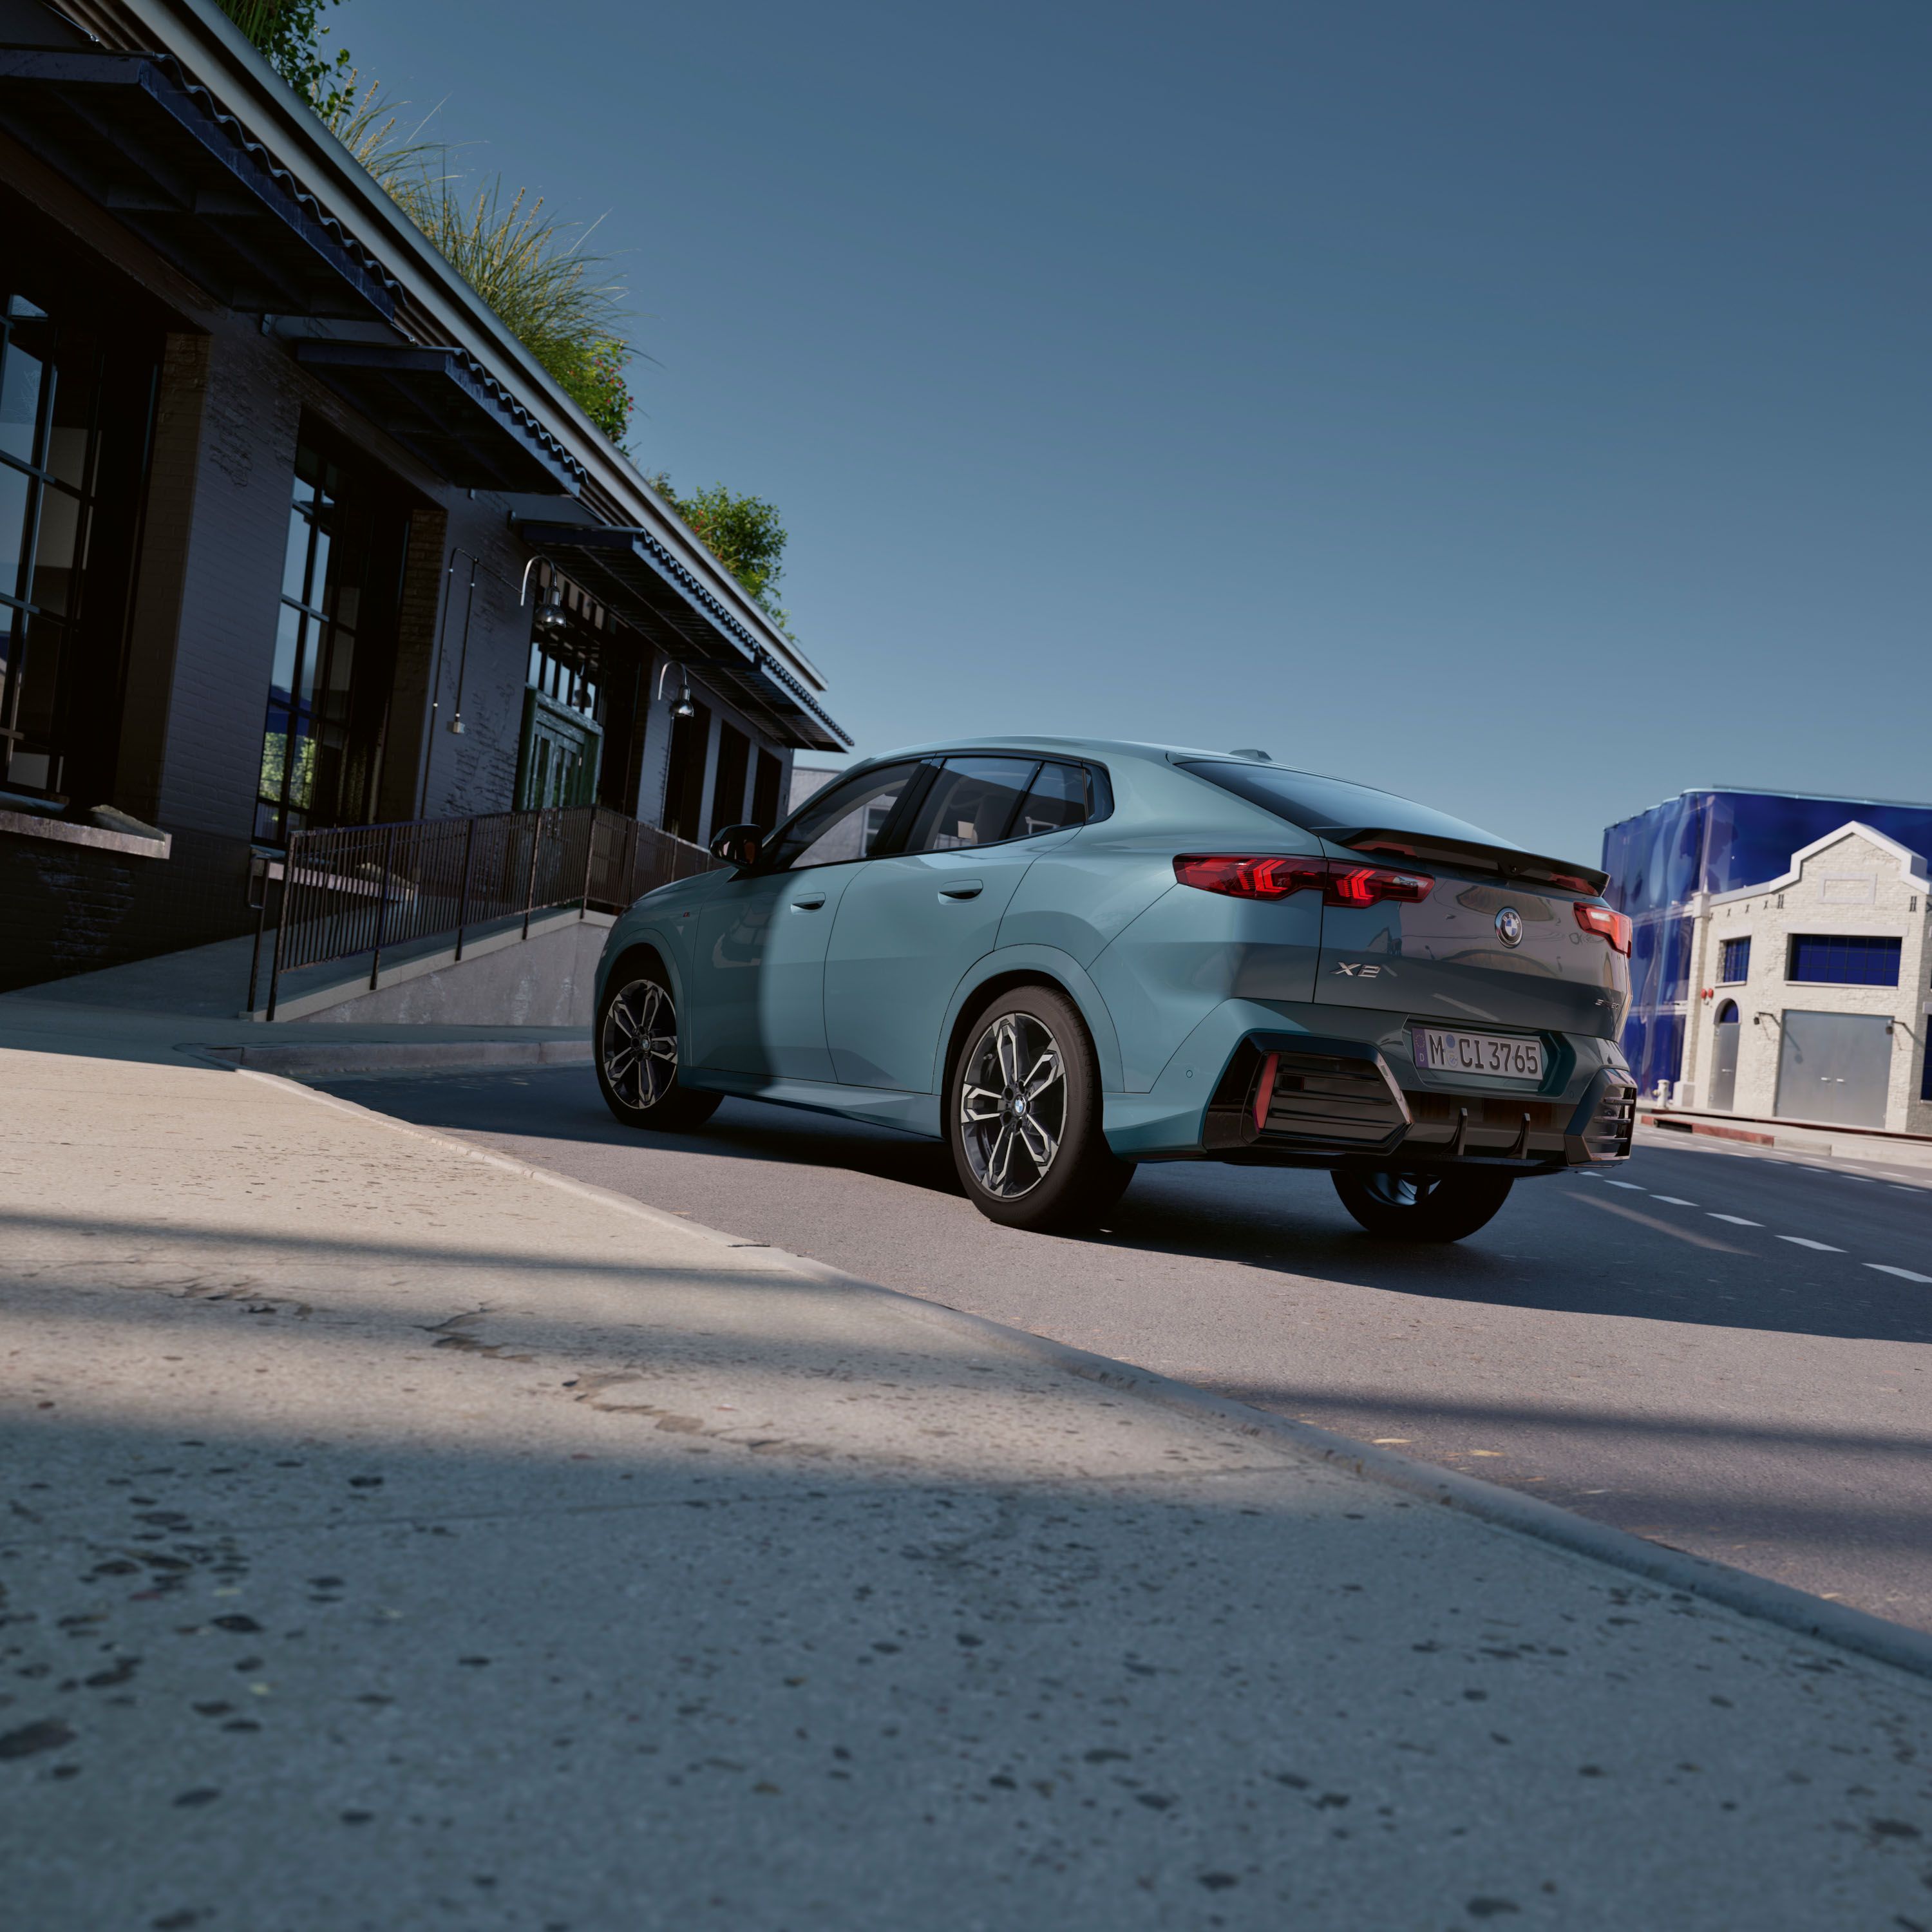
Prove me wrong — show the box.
[1601,790,1932,1093]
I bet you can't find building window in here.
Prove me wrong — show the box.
[256,438,404,844]
[1922,1032,1932,1104]
[516,609,604,813]
[0,290,154,803]
[1786,934,1902,987]
[527,637,601,723]
[1718,936,1751,983]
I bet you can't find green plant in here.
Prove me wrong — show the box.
[647,474,791,625]
[229,22,656,481]
[216,0,354,118]
[323,88,636,444]
[393,175,635,442]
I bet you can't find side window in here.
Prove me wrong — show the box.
[903,756,1039,855]
[1012,761,1088,838]
[768,761,918,871]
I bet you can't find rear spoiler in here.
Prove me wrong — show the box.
[1316,828,1609,898]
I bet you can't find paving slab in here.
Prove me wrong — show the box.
[3,1043,1931,1929]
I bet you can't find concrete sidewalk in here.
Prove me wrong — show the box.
[0,940,592,1081]
[4,1040,1931,1929]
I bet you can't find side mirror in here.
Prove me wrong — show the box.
[709,822,766,868]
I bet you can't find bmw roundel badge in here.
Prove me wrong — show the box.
[1495,907,1524,948]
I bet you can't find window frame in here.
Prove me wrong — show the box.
[254,431,407,846]
[1784,933,1903,988]
[900,755,1061,858]
[1718,935,1752,985]
[889,752,1110,861]
[758,752,1110,874]
[0,295,113,800]
[761,759,927,873]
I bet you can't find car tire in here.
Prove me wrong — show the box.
[595,962,723,1133]
[947,983,1133,1233]
[1331,1167,1513,1242]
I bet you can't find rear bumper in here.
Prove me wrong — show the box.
[1102,998,1634,1171]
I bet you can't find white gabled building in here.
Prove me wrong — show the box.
[1676,822,1931,1135]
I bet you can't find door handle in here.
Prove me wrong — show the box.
[790,892,826,911]
[938,880,984,900]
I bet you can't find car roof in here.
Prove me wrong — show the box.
[849,735,1252,768]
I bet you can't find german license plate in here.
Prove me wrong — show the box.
[1412,1027,1543,1081]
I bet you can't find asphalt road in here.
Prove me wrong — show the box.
[321,1066,1932,1632]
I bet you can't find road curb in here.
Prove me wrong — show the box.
[199,1039,592,1079]
[243,1066,1932,1687]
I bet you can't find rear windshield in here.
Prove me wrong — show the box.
[1178,761,1516,851]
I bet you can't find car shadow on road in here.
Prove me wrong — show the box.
[323,1068,1932,1347]
[321,1067,972,1195]
[1096,1167,1932,1345]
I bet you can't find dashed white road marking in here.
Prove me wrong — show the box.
[1868,1264,1932,1284]
[1651,1196,1698,1206]
[1605,1180,1645,1190]
[1777,1236,1842,1252]
[1708,1213,1761,1226]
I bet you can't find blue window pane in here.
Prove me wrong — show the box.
[1922,1037,1932,1103]
[0,458,29,594]
[0,339,45,466]
[1787,934,1902,986]
[1719,936,1751,983]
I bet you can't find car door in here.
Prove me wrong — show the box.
[823,757,1089,1090]
[689,762,921,1081]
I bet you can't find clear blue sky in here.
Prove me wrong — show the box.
[338,1,1927,866]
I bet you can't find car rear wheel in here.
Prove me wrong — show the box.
[1332,1167,1512,1242]
[947,985,1132,1233]
[596,966,722,1132]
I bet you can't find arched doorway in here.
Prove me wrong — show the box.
[1710,999,1741,1111]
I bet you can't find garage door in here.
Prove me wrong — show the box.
[1774,1010,1893,1128]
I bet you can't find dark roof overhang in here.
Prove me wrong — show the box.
[293,341,583,494]
[516,521,851,753]
[0,46,396,320]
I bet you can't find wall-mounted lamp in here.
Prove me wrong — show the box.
[656,660,696,719]
[534,587,570,638]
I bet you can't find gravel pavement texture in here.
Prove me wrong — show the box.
[4,1038,1932,1930]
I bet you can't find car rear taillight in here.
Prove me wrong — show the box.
[1573,902,1633,955]
[1327,864,1432,905]
[1173,855,1434,906]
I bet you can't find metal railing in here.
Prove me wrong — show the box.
[248,804,718,1021]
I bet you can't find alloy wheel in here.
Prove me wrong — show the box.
[602,978,679,1112]
[959,1011,1066,1199]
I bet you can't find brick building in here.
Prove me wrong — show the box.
[0,0,847,993]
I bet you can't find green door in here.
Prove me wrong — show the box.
[515,688,603,810]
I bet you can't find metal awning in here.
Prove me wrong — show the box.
[0,47,395,321]
[516,522,851,753]
[294,342,582,495]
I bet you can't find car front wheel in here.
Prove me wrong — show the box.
[595,965,722,1132]
[947,985,1132,1233]
[1331,1167,1513,1242]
